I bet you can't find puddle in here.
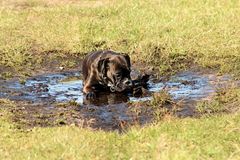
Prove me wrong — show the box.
[0,71,232,104]
[0,70,236,131]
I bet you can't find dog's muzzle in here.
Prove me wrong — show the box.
[109,79,133,92]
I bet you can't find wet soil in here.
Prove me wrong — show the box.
[0,68,238,131]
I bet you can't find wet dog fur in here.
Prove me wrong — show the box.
[82,50,132,99]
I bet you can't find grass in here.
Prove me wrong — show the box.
[0,0,240,159]
[197,87,240,114]
[0,106,240,160]
[1,86,240,159]
[0,0,240,77]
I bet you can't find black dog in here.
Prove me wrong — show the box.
[82,50,133,99]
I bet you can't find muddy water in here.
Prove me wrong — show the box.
[0,70,234,131]
[0,71,231,104]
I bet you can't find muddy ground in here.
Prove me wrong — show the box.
[1,61,239,132]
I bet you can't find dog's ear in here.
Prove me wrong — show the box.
[98,57,109,75]
[123,54,131,69]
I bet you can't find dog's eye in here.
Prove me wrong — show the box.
[115,73,122,79]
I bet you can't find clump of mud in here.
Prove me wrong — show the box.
[0,69,238,131]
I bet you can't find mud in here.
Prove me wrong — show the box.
[0,68,237,131]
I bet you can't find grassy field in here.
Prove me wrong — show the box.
[0,0,240,77]
[1,106,240,160]
[0,0,240,159]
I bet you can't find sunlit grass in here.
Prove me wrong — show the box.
[197,87,240,114]
[0,106,239,160]
[0,1,240,159]
[0,0,240,77]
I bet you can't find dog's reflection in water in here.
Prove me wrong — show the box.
[83,92,129,106]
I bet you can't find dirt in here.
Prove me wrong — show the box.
[1,64,238,132]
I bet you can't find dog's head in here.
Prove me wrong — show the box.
[98,54,132,92]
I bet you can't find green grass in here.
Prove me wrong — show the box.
[1,86,240,160]
[0,108,240,160]
[1,0,240,159]
[197,88,240,114]
[0,0,240,77]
